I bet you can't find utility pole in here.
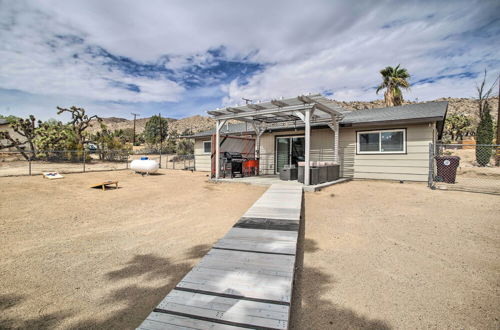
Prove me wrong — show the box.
[158,112,162,169]
[242,97,252,104]
[496,74,500,165]
[131,113,140,146]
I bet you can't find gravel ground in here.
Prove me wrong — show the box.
[291,180,500,329]
[0,170,265,329]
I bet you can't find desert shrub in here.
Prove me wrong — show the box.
[176,138,194,155]
[475,105,494,166]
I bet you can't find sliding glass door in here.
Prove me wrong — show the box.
[276,136,305,173]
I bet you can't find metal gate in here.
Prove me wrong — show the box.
[429,143,500,194]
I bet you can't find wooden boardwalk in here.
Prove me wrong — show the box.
[137,184,303,330]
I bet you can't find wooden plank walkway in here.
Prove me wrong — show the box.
[137,184,303,330]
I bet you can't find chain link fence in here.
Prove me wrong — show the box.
[0,150,196,177]
[429,143,500,194]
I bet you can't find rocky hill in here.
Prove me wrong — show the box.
[338,97,498,126]
[85,97,498,136]
[86,115,216,135]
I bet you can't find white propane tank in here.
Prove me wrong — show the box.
[130,158,159,174]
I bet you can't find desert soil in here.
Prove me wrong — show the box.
[0,154,191,177]
[0,170,266,329]
[292,180,500,329]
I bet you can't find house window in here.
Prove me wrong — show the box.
[203,141,212,153]
[357,129,406,154]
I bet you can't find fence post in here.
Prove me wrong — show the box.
[83,149,86,173]
[166,154,169,169]
[29,151,32,176]
[126,151,129,169]
[173,156,175,170]
[428,142,434,188]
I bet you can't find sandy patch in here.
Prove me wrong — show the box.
[292,180,500,329]
[0,170,266,329]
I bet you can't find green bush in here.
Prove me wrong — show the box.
[475,105,494,166]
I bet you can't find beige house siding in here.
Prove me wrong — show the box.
[340,123,434,181]
[193,122,435,181]
[259,128,336,175]
[194,138,212,171]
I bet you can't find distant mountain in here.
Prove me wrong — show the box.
[86,115,215,135]
[84,97,498,136]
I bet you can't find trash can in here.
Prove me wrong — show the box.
[434,156,460,183]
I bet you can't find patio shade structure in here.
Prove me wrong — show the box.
[207,94,344,185]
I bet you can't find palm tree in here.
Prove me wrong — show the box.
[376,65,411,106]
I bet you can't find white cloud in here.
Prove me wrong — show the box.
[0,0,498,120]
[0,1,184,104]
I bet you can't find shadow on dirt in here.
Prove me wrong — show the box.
[0,244,211,329]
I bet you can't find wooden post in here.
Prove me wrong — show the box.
[28,152,32,176]
[83,148,86,173]
[158,113,162,169]
[215,120,221,179]
[334,120,339,164]
[304,109,311,185]
[496,76,500,166]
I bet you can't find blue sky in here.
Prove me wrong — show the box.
[0,0,499,121]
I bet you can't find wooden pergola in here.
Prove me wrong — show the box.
[207,94,344,185]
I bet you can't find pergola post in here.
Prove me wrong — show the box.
[328,118,341,165]
[215,120,226,179]
[304,109,311,185]
[334,121,339,164]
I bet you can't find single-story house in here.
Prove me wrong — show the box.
[188,94,447,184]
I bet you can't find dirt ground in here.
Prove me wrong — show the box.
[292,180,500,329]
[0,154,191,177]
[0,170,266,329]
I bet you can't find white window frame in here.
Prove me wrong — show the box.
[203,141,212,154]
[356,129,406,154]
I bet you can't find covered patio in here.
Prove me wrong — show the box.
[207,94,345,185]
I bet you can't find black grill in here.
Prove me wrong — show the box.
[222,152,245,178]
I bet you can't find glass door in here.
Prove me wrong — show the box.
[276,136,305,173]
[276,137,290,174]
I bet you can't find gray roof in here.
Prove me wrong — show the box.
[0,119,9,125]
[189,101,448,138]
[341,101,448,125]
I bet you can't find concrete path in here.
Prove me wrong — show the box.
[137,183,303,330]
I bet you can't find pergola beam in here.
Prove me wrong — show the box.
[271,99,289,107]
[213,103,314,121]
[247,104,266,110]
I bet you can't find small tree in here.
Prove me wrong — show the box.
[444,114,472,142]
[0,115,40,160]
[476,103,494,166]
[143,115,168,147]
[475,70,497,166]
[56,106,101,148]
[177,139,194,155]
[34,120,70,159]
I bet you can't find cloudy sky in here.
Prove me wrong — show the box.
[0,0,499,120]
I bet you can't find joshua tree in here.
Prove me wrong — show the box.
[376,65,411,106]
[0,115,40,160]
[56,106,101,147]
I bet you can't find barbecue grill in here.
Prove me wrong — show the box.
[222,152,246,178]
